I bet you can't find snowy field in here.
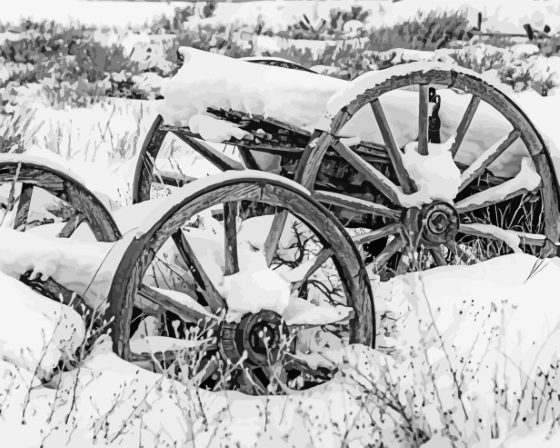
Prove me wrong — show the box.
[3,1,560,447]
[2,0,560,33]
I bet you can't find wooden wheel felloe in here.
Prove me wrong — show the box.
[110,171,374,394]
[0,154,121,242]
[297,64,560,277]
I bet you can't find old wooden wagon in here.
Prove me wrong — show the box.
[1,47,558,394]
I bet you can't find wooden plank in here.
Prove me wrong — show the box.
[418,85,430,156]
[172,230,226,313]
[223,202,239,275]
[331,139,403,207]
[459,129,520,193]
[371,100,415,194]
[14,184,33,231]
[451,95,481,158]
[313,190,401,220]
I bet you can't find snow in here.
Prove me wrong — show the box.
[4,230,560,445]
[130,335,212,356]
[456,156,541,211]
[283,296,353,327]
[460,222,525,253]
[158,46,345,131]
[188,113,249,143]
[0,270,84,378]
[399,135,462,206]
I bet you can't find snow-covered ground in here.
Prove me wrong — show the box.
[4,2,560,445]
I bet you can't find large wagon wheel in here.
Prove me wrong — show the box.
[110,171,374,394]
[0,154,120,242]
[295,64,560,277]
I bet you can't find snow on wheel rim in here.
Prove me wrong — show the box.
[107,171,374,395]
[301,63,560,278]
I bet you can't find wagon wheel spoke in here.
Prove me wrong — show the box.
[373,237,406,273]
[284,353,338,381]
[331,139,404,207]
[455,158,541,214]
[171,230,227,313]
[459,129,521,193]
[459,223,547,253]
[57,213,86,238]
[430,246,448,267]
[289,248,333,294]
[137,284,219,327]
[265,210,289,267]
[451,95,482,158]
[352,223,402,246]
[418,85,430,156]
[14,184,33,231]
[130,336,218,359]
[313,191,401,220]
[395,251,412,276]
[192,357,220,386]
[446,241,475,265]
[171,130,244,172]
[371,99,415,193]
[1,172,20,228]
[237,367,268,395]
[223,202,239,276]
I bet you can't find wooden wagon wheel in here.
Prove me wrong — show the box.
[0,154,121,242]
[296,64,560,277]
[110,171,374,394]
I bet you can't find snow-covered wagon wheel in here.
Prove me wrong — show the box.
[110,171,374,395]
[296,64,560,278]
[0,154,120,242]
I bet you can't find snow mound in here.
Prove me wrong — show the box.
[0,271,84,378]
[158,46,345,132]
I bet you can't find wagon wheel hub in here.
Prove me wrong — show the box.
[419,202,460,246]
[403,202,460,247]
[219,310,290,367]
